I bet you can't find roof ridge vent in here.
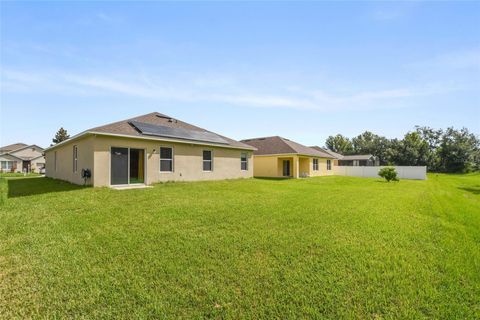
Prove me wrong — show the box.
[155,114,178,123]
[155,113,173,120]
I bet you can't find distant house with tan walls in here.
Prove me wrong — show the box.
[338,154,379,166]
[311,146,379,166]
[240,136,335,178]
[0,143,45,173]
[43,112,255,187]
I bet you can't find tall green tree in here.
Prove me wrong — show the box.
[52,127,70,144]
[352,131,391,164]
[389,132,430,166]
[325,134,353,154]
[414,126,442,171]
[385,138,401,165]
[438,127,479,173]
[351,131,377,154]
[473,147,480,172]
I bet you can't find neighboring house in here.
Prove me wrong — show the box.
[310,146,342,166]
[241,136,335,178]
[0,143,45,173]
[43,112,255,187]
[339,154,379,166]
[310,146,379,166]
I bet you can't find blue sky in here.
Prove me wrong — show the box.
[1,1,479,148]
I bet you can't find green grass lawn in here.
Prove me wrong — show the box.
[1,174,479,319]
[0,172,41,178]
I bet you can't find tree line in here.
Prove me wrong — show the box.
[325,127,480,173]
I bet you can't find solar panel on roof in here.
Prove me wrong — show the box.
[129,121,229,145]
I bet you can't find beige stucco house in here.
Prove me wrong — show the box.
[44,112,255,187]
[241,136,336,178]
[0,143,45,173]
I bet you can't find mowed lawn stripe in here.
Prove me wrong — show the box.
[1,174,479,318]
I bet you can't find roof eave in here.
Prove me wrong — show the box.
[43,131,91,152]
[4,144,44,154]
[44,131,257,152]
[0,153,24,161]
[254,152,335,158]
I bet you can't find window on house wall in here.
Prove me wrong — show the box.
[327,160,332,170]
[1,161,13,170]
[73,145,78,173]
[54,151,57,171]
[203,150,213,171]
[160,147,173,172]
[241,153,248,171]
[313,158,319,171]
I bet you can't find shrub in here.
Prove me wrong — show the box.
[378,167,399,182]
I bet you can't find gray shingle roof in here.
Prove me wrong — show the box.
[310,146,342,159]
[0,143,28,153]
[309,147,374,161]
[86,112,255,150]
[241,136,334,157]
[341,154,375,160]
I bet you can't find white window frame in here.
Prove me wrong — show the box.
[73,145,78,173]
[313,158,319,171]
[241,152,248,171]
[1,161,13,170]
[202,150,213,172]
[327,159,332,170]
[159,146,174,173]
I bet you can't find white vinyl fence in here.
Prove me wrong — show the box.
[334,166,427,180]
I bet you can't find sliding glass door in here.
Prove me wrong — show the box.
[111,147,129,185]
[110,147,145,185]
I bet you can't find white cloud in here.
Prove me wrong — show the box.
[206,93,316,109]
[0,68,463,112]
[65,75,159,98]
[96,12,121,24]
